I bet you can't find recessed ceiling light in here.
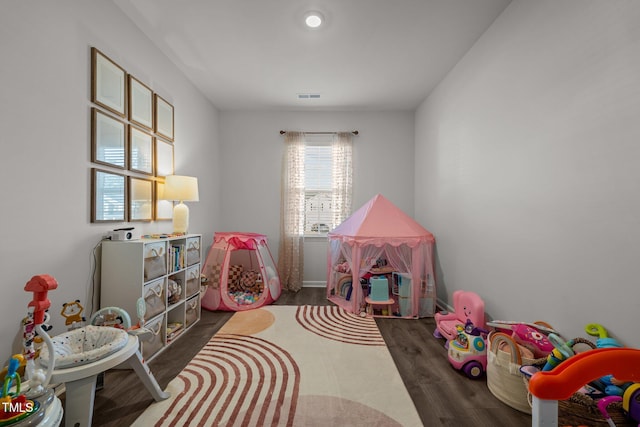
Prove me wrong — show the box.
[304,11,324,28]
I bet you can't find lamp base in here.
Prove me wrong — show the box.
[172,202,189,234]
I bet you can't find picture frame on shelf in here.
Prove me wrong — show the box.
[128,176,154,221]
[129,125,153,175]
[128,75,153,130]
[92,168,126,223]
[91,47,126,117]
[154,94,174,141]
[155,180,174,221]
[155,137,174,177]
[91,108,126,169]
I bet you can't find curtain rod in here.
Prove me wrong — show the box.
[279,130,359,135]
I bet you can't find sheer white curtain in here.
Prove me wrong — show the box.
[278,132,305,291]
[279,131,353,292]
[331,132,353,228]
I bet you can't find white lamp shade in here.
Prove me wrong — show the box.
[163,175,199,202]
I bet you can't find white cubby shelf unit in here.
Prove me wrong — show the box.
[100,234,202,361]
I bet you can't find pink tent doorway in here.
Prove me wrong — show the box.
[327,194,436,318]
[201,232,281,311]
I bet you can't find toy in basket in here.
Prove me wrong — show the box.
[447,319,489,379]
[596,388,640,427]
[487,320,556,358]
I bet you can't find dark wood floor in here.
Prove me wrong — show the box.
[88,288,531,426]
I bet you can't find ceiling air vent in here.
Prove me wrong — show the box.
[298,93,321,99]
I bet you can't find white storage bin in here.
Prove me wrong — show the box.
[186,266,200,297]
[143,314,165,360]
[144,242,167,281]
[186,237,201,266]
[144,279,166,319]
[185,296,200,328]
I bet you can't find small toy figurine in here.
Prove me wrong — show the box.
[167,280,182,305]
[61,300,86,328]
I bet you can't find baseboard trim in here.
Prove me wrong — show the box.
[302,281,326,288]
[436,298,453,313]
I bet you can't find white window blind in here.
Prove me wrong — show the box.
[304,144,333,234]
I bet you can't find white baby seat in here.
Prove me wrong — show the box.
[40,306,170,427]
[38,325,129,368]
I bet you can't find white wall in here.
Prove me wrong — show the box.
[0,1,221,363]
[219,110,415,283]
[415,0,640,346]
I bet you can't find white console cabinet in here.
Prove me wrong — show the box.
[101,234,202,361]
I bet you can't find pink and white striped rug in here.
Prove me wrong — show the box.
[133,305,422,427]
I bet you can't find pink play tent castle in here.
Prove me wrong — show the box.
[327,194,436,318]
[201,232,281,311]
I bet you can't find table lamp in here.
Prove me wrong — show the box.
[162,175,199,234]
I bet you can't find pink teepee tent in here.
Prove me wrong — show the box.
[327,194,436,318]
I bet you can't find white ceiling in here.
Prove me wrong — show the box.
[113,0,512,111]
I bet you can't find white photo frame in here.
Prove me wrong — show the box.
[129,125,153,175]
[155,138,174,177]
[91,48,126,117]
[128,75,153,130]
[154,94,174,141]
[91,108,126,169]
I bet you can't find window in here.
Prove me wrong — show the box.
[304,144,333,235]
[279,131,352,290]
[302,134,352,236]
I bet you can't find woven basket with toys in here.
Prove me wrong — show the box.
[486,321,560,414]
[486,330,545,414]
